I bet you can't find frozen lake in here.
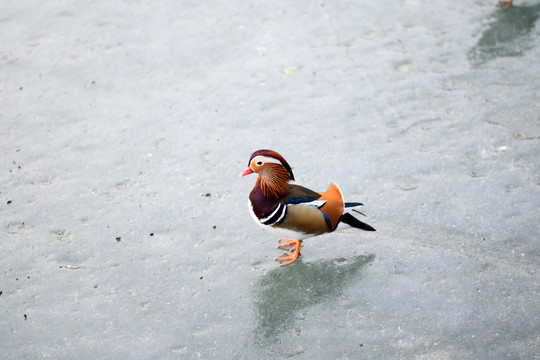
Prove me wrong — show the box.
[1,0,539,358]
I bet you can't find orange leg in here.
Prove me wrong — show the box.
[275,239,303,266]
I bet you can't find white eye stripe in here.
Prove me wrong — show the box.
[252,156,283,166]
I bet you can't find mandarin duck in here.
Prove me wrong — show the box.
[240,149,375,266]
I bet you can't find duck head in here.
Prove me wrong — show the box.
[240,149,295,198]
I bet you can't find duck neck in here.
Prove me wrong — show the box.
[255,173,290,200]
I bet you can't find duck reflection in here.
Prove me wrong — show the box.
[252,254,375,347]
[468,3,540,65]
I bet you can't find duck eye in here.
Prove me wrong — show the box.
[256,161,263,166]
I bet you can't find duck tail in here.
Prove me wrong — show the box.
[340,213,376,231]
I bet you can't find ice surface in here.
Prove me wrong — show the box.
[1,0,539,359]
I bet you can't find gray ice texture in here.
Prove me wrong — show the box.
[1,0,539,359]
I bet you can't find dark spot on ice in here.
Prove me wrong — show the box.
[0,291,2,296]
[200,276,203,280]
[24,314,27,320]
[150,233,154,236]
[94,284,98,288]
[212,225,216,229]
[205,193,211,197]
[7,200,12,204]
[116,237,121,242]
[471,172,486,178]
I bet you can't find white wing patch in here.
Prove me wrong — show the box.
[342,203,363,215]
[301,200,326,208]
